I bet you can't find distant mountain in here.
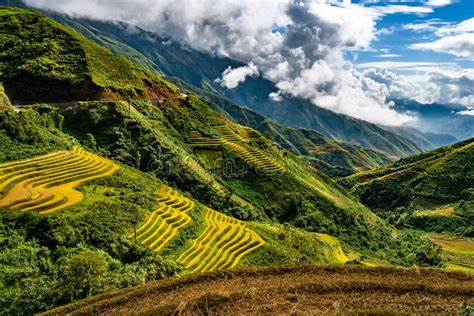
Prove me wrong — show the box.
[0,0,459,157]
[40,14,434,158]
[171,78,394,176]
[393,98,474,141]
[382,126,458,150]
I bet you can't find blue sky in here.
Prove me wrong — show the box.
[351,0,474,72]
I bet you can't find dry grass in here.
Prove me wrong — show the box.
[42,264,474,315]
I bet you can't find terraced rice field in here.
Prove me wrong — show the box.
[0,147,119,214]
[189,126,285,174]
[177,208,265,273]
[430,234,474,255]
[130,185,195,253]
[315,233,349,263]
[430,234,474,274]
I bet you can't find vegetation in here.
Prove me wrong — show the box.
[341,139,474,238]
[41,265,474,316]
[0,7,457,314]
[0,6,177,103]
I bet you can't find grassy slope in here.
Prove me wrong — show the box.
[341,139,474,270]
[344,138,474,210]
[0,6,176,103]
[42,265,474,316]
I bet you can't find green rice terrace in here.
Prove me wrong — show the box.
[0,5,472,315]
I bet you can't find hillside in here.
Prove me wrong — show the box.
[33,12,443,158]
[0,7,451,314]
[0,6,176,104]
[43,265,474,315]
[170,78,394,177]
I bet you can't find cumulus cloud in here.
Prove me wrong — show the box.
[23,0,437,126]
[362,67,474,107]
[215,63,259,89]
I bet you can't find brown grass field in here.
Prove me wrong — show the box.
[42,265,474,315]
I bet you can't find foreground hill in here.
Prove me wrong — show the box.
[42,265,474,315]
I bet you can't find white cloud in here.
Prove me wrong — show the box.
[458,109,474,116]
[215,63,259,89]
[371,5,433,15]
[375,53,401,58]
[403,20,450,33]
[23,0,441,126]
[409,18,474,60]
[410,33,474,59]
[435,17,474,36]
[363,67,474,107]
[425,0,454,7]
[356,61,450,69]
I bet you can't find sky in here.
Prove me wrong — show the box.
[23,0,474,126]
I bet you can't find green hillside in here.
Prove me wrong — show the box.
[342,138,474,237]
[0,7,448,314]
[0,6,176,104]
[170,78,394,177]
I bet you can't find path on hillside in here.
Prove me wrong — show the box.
[43,265,474,315]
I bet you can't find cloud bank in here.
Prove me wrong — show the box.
[23,0,448,126]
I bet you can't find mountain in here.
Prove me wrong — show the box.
[33,13,438,158]
[383,125,458,150]
[341,138,474,238]
[170,78,394,177]
[393,98,474,141]
[0,7,448,314]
